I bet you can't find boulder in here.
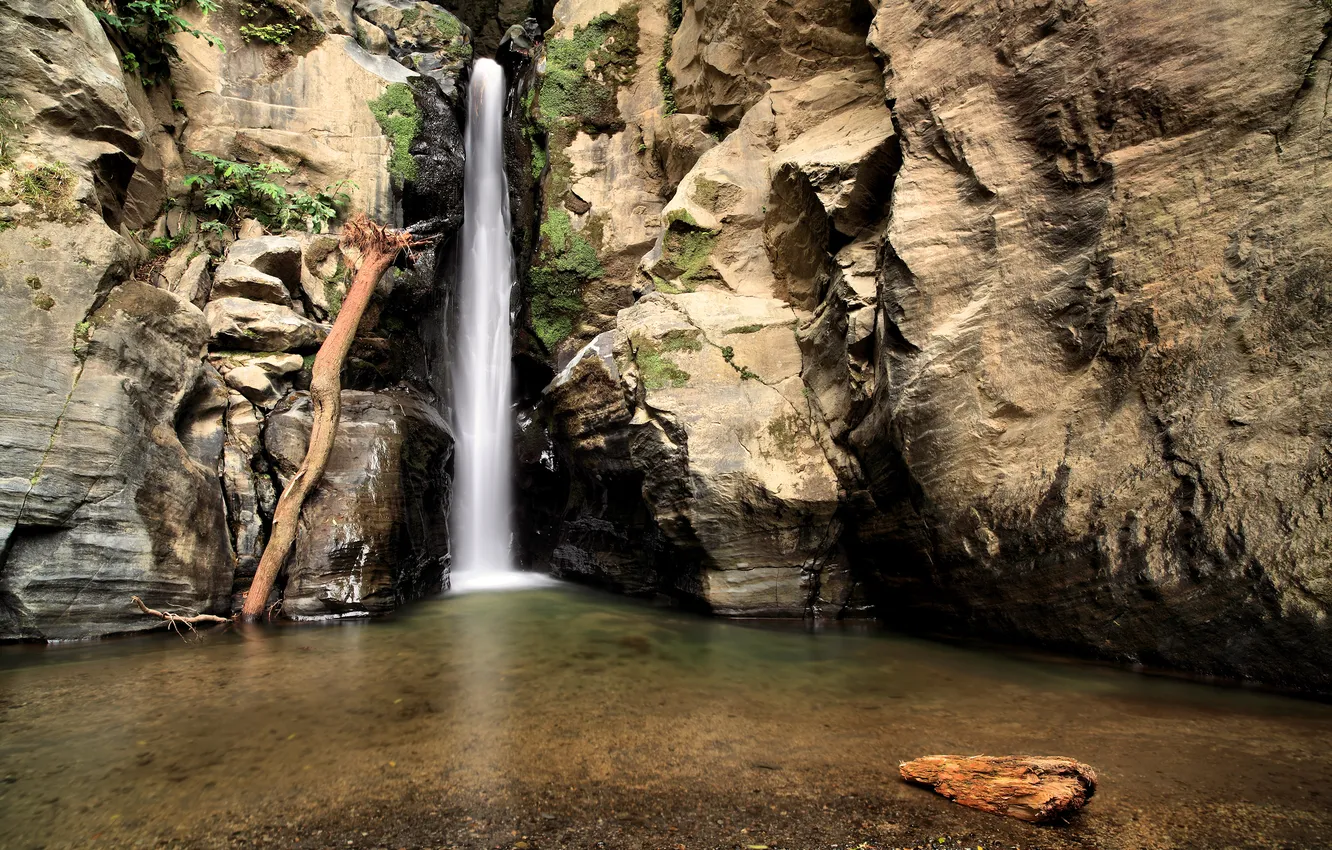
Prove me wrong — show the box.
[210,262,293,305]
[224,236,303,291]
[222,364,285,408]
[171,253,213,308]
[213,352,305,407]
[236,219,266,240]
[263,390,452,619]
[204,297,327,352]
[900,755,1097,824]
[598,293,846,616]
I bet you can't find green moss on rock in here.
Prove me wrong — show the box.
[539,6,640,131]
[633,337,690,390]
[369,83,421,183]
[530,207,604,348]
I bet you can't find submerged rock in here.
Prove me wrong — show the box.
[900,755,1097,824]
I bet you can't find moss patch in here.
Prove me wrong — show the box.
[369,83,421,183]
[726,324,764,335]
[633,337,690,390]
[530,207,604,348]
[539,6,640,132]
[766,413,801,456]
[659,328,702,352]
[656,219,719,293]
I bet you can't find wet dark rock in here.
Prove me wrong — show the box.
[263,390,452,619]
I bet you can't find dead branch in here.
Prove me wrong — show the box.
[239,214,431,621]
[132,595,230,639]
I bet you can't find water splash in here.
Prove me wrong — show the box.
[450,58,550,594]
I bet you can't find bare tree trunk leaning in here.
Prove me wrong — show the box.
[239,216,430,622]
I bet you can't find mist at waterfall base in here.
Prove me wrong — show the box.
[449,58,551,593]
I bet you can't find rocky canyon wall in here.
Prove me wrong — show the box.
[527,0,1332,692]
[2,0,1330,695]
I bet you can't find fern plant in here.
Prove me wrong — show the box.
[184,151,354,234]
[95,0,225,86]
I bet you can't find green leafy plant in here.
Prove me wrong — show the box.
[237,0,308,45]
[184,151,353,233]
[94,0,224,86]
[148,234,182,255]
[240,21,299,43]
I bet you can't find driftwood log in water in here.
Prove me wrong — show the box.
[239,216,432,622]
[900,755,1097,823]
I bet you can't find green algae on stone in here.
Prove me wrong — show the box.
[369,83,421,183]
[539,6,640,131]
[633,337,690,390]
[656,218,719,293]
[530,207,604,348]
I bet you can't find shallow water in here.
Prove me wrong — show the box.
[2,584,1330,850]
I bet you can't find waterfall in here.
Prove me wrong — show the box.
[449,58,547,592]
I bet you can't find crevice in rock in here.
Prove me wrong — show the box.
[14,359,86,528]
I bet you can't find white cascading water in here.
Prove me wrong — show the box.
[450,58,548,592]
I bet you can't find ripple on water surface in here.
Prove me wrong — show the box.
[2,584,1331,849]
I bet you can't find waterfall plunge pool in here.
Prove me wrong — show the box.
[2,583,1330,849]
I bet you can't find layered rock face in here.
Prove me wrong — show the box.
[0,1,232,639]
[849,0,1332,689]
[528,0,888,616]
[528,0,1332,689]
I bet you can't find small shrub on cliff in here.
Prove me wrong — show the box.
[94,0,224,86]
[16,162,82,224]
[184,151,353,233]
